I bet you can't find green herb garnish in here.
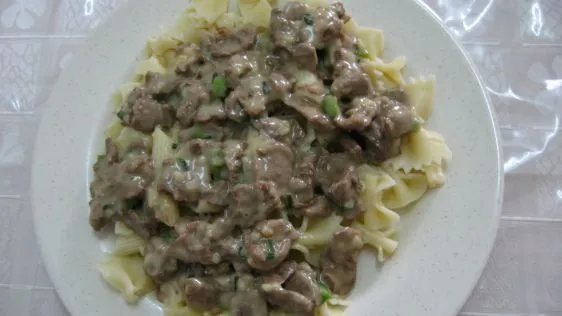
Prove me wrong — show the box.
[238,245,248,260]
[162,229,178,243]
[355,43,370,60]
[116,109,127,120]
[343,200,355,210]
[322,94,341,118]
[210,148,225,166]
[262,81,272,95]
[211,73,228,99]
[189,125,212,139]
[171,143,178,150]
[265,239,276,261]
[303,13,314,25]
[411,117,423,133]
[318,280,332,303]
[176,158,189,171]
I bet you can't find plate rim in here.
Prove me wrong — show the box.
[31,0,504,315]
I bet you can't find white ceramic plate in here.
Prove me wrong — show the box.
[31,0,503,315]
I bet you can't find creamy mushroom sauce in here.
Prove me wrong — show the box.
[89,1,419,315]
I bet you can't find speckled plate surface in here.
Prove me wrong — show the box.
[31,0,503,315]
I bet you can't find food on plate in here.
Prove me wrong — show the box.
[89,0,452,315]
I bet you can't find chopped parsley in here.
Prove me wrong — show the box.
[238,245,248,260]
[189,125,212,139]
[343,200,355,210]
[354,43,370,60]
[303,13,314,26]
[265,239,276,261]
[116,109,127,120]
[211,73,228,99]
[171,143,178,150]
[210,148,225,166]
[162,230,178,243]
[322,94,341,118]
[176,158,189,171]
[318,280,332,303]
[411,117,423,133]
[262,81,272,95]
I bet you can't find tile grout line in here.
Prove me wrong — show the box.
[0,284,55,291]
[0,112,36,116]
[0,195,21,200]
[0,34,87,40]
[500,215,562,223]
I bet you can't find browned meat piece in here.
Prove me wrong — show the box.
[331,61,373,100]
[88,199,114,231]
[183,275,234,310]
[105,138,119,163]
[283,1,310,20]
[252,117,292,139]
[340,136,364,162]
[231,290,269,316]
[89,150,155,232]
[144,72,182,95]
[315,151,363,218]
[269,72,292,99]
[291,42,318,71]
[178,124,225,143]
[227,75,268,117]
[227,181,283,227]
[89,139,123,230]
[381,87,408,104]
[202,180,230,207]
[244,219,298,271]
[222,140,247,182]
[284,95,335,131]
[121,207,160,240]
[270,8,302,49]
[174,43,205,78]
[261,260,297,285]
[289,153,317,208]
[159,158,202,203]
[376,96,415,139]
[176,80,210,126]
[299,195,335,218]
[201,25,258,57]
[313,3,347,49]
[361,96,415,162]
[121,88,175,133]
[253,140,294,192]
[143,237,178,283]
[194,100,226,123]
[261,262,319,314]
[224,90,247,122]
[167,221,215,264]
[320,227,363,295]
[334,96,378,131]
[285,262,320,306]
[203,262,232,276]
[115,153,154,198]
[361,120,401,162]
[225,52,260,88]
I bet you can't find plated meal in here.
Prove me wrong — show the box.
[88,0,451,315]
